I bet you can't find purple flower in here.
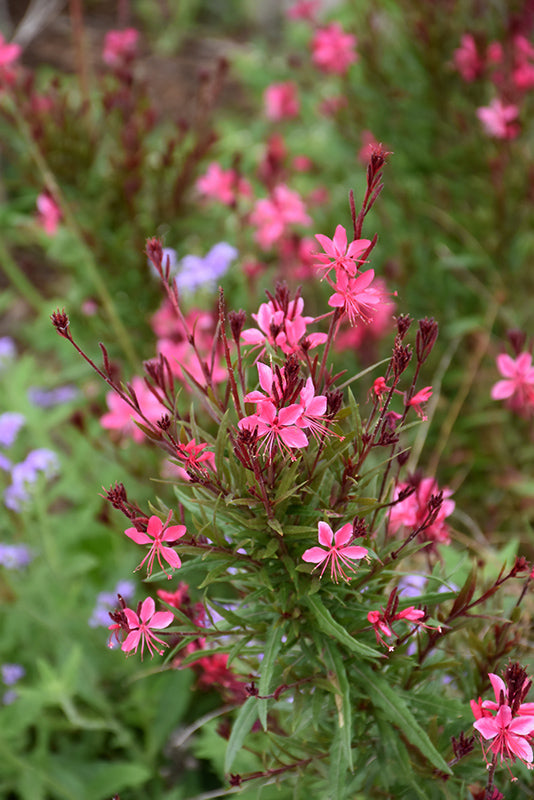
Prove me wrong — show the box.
[4,482,31,511]
[0,413,25,447]
[0,544,33,569]
[1,663,25,686]
[0,454,11,471]
[28,386,78,407]
[4,449,59,511]
[397,574,427,598]
[89,580,135,628]
[0,337,16,368]
[148,247,178,279]
[2,690,19,705]
[175,242,238,292]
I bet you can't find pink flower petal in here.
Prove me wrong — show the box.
[302,546,328,564]
[318,521,334,547]
[125,527,152,545]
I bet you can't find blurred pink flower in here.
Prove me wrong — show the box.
[453,34,483,82]
[476,98,520,139]
[389,477,455,546]
[250,185,311,249]
[163,439,216,482]
[0,33,20,67]
[264,81,300,120]
[100,376,166,442]
[120,597,174,658]
[36,193,61,236]
[125,512,186,579]
[196,162,251,206]
[286,0,319,21]
[302,521,368,583]
[358,130,380,164]
[102,28,139,66]
[491,352,534,417]
[311,23,357,76]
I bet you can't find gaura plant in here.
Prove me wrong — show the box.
[52,151,533,799]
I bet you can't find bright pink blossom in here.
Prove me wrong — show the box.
[296,377,337,441]
[334,278,396,352]
[477,98,520,139]
[474,705,534,768]
[368,605,436,649]
[102,28,139,66]
[100,376,167,442]
[314,225,371,279]
[286,0,319,21]
[302,521,368,583]
[250,185,311,249]
[389,477,455,546]
[264,81,300,121]
[238,401,308,459]
[453,34,483,82]
[36,193,61,236]
[196,162,252,206]
[491,352,534,417]
[311,23,357,75]
[125,511,186,578]
[407,386,432,421]
[241,296,327,356]
[328,269,380,326]
[0,34,20,67]
[480,673,534,717]
[120,597,174,659]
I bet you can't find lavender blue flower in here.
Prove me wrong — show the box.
[148,247,178,279]
[2,690,18,705]
[397,574,427,598]
[175,242,238,292]
[28,385,78,407]
[0,543,33,569]
[0,337,16,368]
[0,454,11,471]
[4,449,59,511]
[89,580,135,628]
[1,663,25,686]
[0,413,25,447]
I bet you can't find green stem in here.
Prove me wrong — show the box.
[8,99,139,370]
[0,236,44,313]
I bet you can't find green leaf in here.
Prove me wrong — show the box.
[352,664,452,774]
[306,595,382,661]
[257,622,285,730]
[224,697,258,773]
[323,641,353,771]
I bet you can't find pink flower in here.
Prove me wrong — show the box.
[100,376,167,442]
[334,278,396,352]
[196,162,251,206]
[302,521,368,583]
[36,193,61,236]
[328,269,380,325]
[476,98,520,139]
[102,28,139,66]
[0,34,20,67]
[311,23,357,76]
[241,295,326,357]
[238,401,308,459]
[264,82,300,121]
[453,34,483,82]
[389,477,455,546]
[368,604,436,649]
[125,511,186,578]
[296,377,338,441]
[480,673,534,717]
[250,185,311,249]
[491,352,534,417]
[120,597,174,659]
[286,0,319,21]
[474,705,534,768]
[314,224,371,279]
[407,386,432,421]
[358,130,380,164]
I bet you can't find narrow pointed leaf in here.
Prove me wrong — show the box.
[306,595,382,660]
[224,697,258,773]
[258,623,285,730]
